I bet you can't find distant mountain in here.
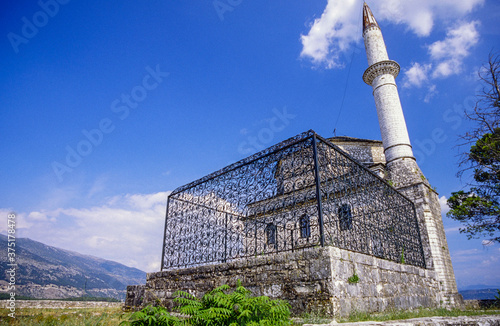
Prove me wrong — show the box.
[460,288,500,300]
[459,284,500,291]
[0,234,146,300]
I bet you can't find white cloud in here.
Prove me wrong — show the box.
[27,211,49,221]
[87,175,108,198]
[403,63,432,88]
[1,192,170,273]
[439,195,450,216]
[445,226,460,234]
[300,0,360,68]
[451,245,500,288]
[482,239,494,247]
[429,21,480,79]
[423,84,438,103]
[375,0,483,37]
[300,0,483,77]
[0,209,33,234]
[375,0,433,37]
[123,192,168,210]
[398,21,480,89]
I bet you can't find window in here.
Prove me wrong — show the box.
[338,204,352,231]
[299,215,311,238]
[265,223,277,247]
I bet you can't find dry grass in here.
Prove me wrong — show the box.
[0,307,129,326]
[1,305,499,325]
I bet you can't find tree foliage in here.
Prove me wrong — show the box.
[121,281,292,326]
[174,281,291,326]
[447,53,500,243]
[122,305,181,326]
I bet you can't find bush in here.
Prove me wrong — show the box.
[121,281,292,326]
[121,305,180,326]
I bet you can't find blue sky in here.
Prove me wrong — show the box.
[1,0,499,289]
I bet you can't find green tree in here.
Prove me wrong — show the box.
[447,53,500,243]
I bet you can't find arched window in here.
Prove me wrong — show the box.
[299,215,311,238]
[339,204,352,231]
[265,223,277,247]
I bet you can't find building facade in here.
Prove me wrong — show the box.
[125,3,462,315]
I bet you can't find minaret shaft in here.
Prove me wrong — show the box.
[371,74,413,163]
[365,33,389,65]
[362,3,414,163]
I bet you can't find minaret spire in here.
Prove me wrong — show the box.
[362,2,413,164]
[362,2,379,33]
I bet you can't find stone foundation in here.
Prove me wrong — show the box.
[125,247,440,317]
[386,158,463,307]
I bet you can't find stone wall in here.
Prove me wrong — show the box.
[126,246,440,317]
[327,137,385,166]
[327,137,387,178]
[386,158,462,306]
[125,285,145,309]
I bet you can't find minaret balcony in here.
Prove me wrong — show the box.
[363,60,400,86]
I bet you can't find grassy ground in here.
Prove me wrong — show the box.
[1,307,499,325]
[0,307,129,326]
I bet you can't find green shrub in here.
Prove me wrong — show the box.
[121,305,180,326]
[175,281,291,326]
[347,272,359,284]
[121,281,292,326]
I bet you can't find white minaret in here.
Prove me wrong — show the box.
[361,2,463,307]
[362,3,414,164]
